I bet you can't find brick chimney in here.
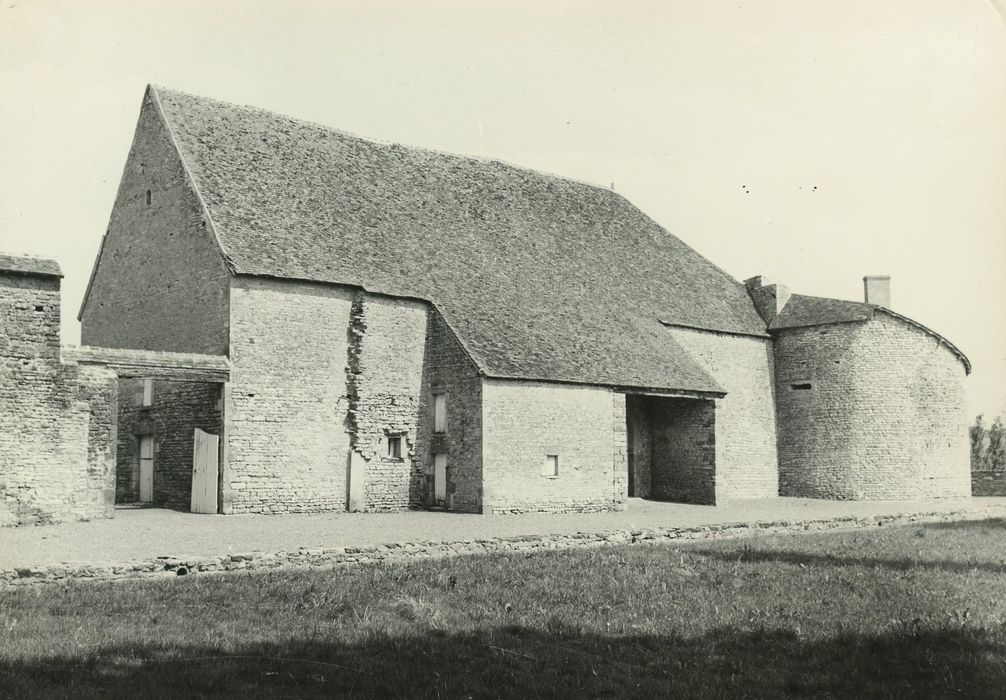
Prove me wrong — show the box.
[863,275,891,308]
[744,275,791,324]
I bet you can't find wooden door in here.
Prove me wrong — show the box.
[191,428,219,514]
[139,435,154,503]
[434,453,447,506]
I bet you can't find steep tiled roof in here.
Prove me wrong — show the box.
[0,254,62,278]
[769,294,874,330]
[151,86,771,393]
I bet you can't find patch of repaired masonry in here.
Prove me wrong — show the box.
[5,505,1006,586]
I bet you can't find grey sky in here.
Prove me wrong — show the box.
[1,0,1003,418]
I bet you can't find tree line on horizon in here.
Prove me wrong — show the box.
[971,414,1006,471]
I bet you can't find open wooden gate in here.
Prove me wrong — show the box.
[191,428,219,514]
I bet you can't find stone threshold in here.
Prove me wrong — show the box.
[4,504,1005,587]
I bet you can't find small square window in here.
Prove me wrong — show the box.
[542,454,559,477]
[387,436,403,459]
[433,393,447,433]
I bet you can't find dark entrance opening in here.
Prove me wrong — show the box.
[625,393,717,505]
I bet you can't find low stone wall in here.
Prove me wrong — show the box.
[5,504,1005,586]
[972,471,1006,497]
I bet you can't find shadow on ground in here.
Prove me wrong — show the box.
[2,625,1001,699]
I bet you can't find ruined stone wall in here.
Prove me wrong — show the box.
[80,91,230,355]
[648,397,717,505]
[116,378,222,509]
[481,380,622,513]
[411,312,484,512]
[666,327,778,500]
[347,294,427,511]
[0,273,117,526]
[226,279,464,514]
[774,313,969,500]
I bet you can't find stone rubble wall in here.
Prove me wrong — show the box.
[649,397,717,505]
[1,273,117,526]
[5,504,1004,586]
[775,314,970,500]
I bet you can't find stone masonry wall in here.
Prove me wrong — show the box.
[0,272,117,526]
[774,314,969,500]
[411,311,484,512]
[80,90,230,355]
[348,294,427,511]
[481,380,622,514]
[117,378,222,509]
[666,327,778,500]
[226,278,355,514]
[226,279,465,514]
[648,397,717,505]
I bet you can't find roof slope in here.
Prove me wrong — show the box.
[770,293,971,374]
[151,86,769,393]
[769,294,874,330]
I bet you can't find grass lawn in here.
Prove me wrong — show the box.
[3,518,1006,698]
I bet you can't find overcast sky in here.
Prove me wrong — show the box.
[1,0,1004,419]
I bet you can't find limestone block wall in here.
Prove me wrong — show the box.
[116,378,222,509]
[225,277,355,514]
[481,380,623,513]
[411,311,484,512]
[774,314,969,500]
[0,272,117,526]
[80,90,230,355]
[666,327,778,500]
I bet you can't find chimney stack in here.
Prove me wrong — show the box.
[863,275,891,308]
[744,275,791,324]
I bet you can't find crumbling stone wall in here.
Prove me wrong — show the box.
[80,90,230,355]
[666,327,778,500]
[347,294,427,511]
[774,314,969,500]
[0,270,117,526]
[481,380,622,513]
[116,378,222,509]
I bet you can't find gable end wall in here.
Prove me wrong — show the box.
[80,92,230,355]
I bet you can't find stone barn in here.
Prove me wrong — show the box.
[65,84,971,516]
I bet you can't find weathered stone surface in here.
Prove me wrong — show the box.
[774,314,969,500]
[0,269,117,526]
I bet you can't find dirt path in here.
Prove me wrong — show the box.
[3,497,1005,570]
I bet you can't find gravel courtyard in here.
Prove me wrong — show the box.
[4,497,1006,570]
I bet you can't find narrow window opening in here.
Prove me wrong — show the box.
[542,454,559,477]
[433,392,447,433]
[790,382,813,391]
[387,435,403,460]
[34,305,44,312]
[145,189,151,205]
[142,378,153,407]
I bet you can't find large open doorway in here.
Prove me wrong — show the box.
[625,393,717,505]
